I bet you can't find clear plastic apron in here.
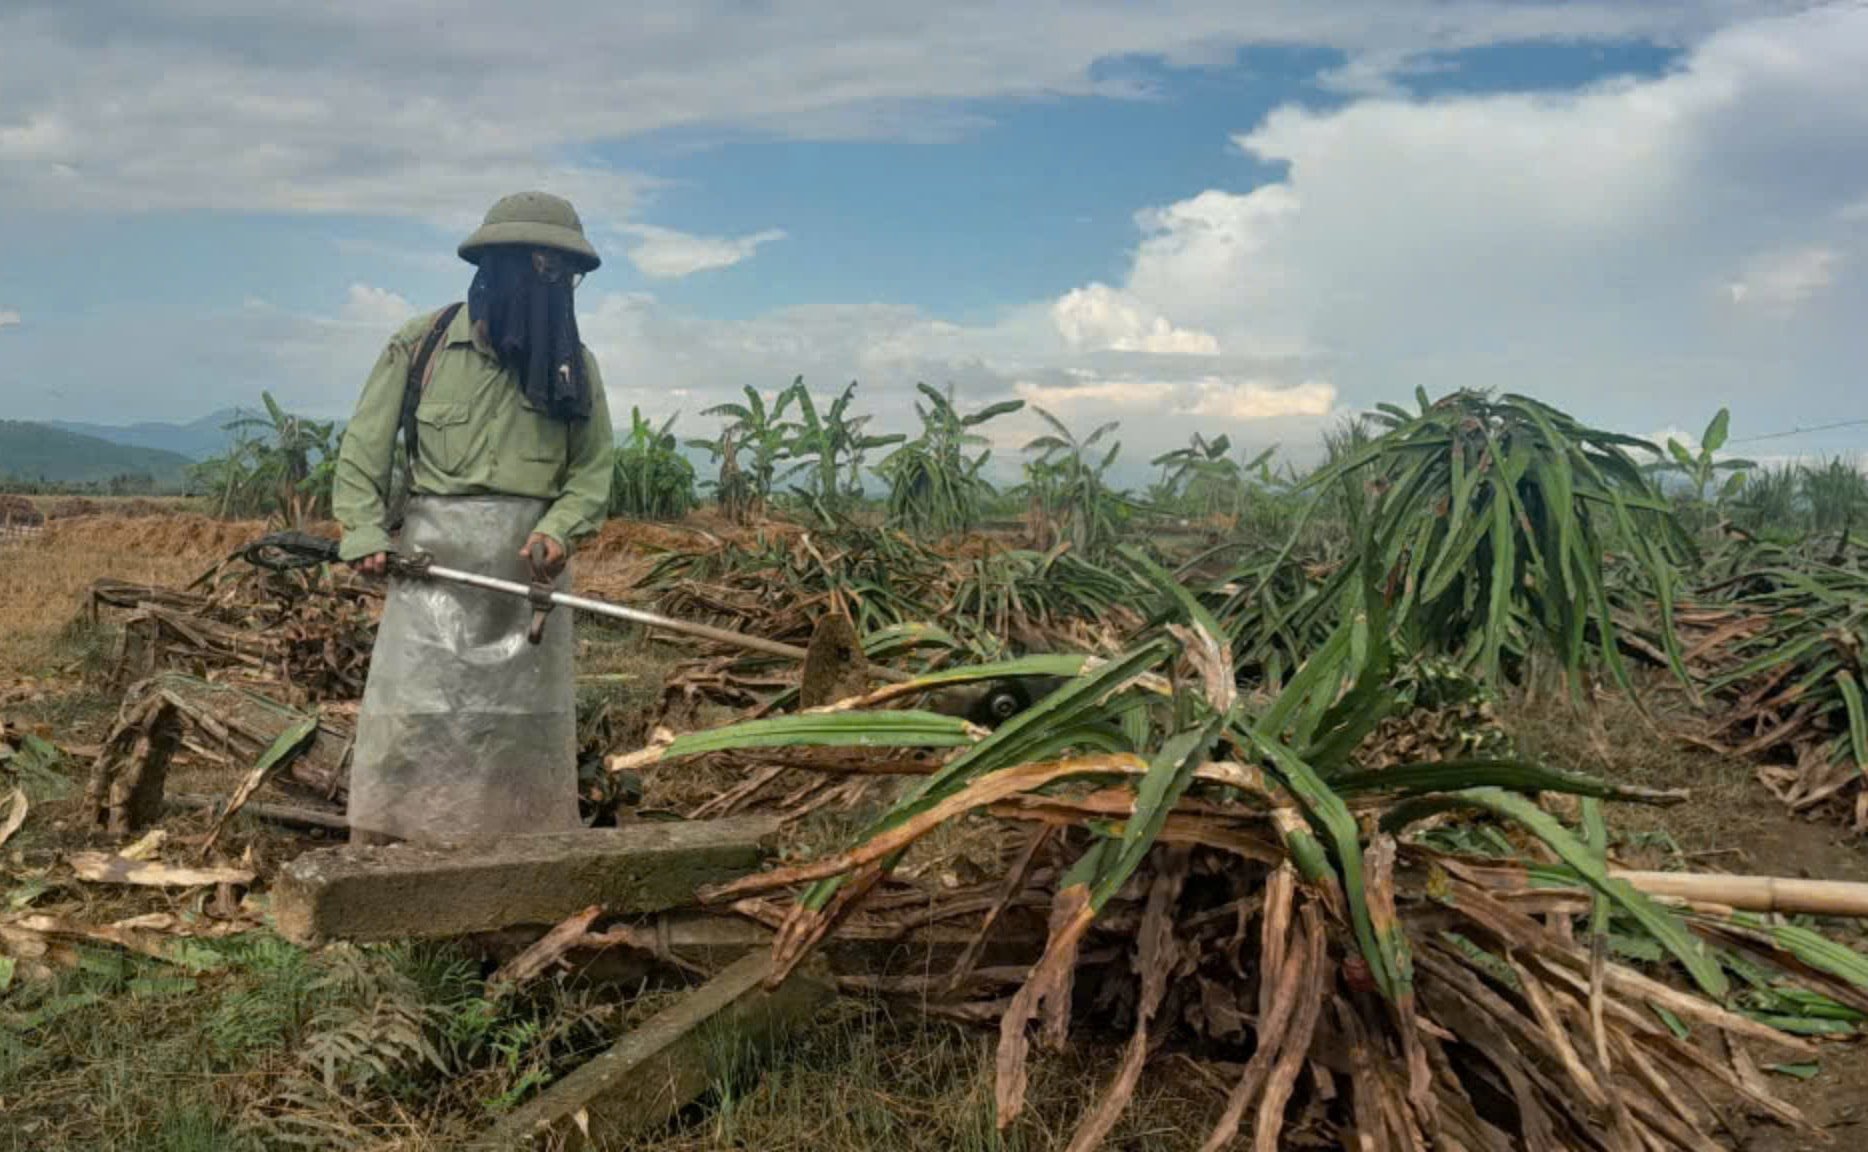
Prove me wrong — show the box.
[347,495,579,844]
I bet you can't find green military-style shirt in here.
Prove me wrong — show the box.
[333,305,615,561]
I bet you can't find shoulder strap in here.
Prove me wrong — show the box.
[398,302,464,478]
[387,302,463,532]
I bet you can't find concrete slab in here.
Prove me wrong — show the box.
[271,816,780,943]
[474,949,830,1149]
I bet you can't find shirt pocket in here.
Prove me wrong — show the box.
[414,402,479,476]
[509,402,569,488]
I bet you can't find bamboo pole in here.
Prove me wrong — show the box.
[1611,869,1868,918]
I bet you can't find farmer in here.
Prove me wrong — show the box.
[332,191,614,844]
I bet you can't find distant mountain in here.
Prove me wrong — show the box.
[46,408,250,462]
[0,421,195,489]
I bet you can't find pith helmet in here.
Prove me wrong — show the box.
[458,191,602,272]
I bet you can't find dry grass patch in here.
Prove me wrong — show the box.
[0,516,266,676]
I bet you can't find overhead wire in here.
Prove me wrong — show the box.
[1726,417,1868,446]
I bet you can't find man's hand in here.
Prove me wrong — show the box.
[522,532,567,580]
[352,552,389,578]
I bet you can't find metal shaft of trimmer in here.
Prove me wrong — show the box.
[407,559,912,684]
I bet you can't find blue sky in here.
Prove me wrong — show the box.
[2,2,1865,472]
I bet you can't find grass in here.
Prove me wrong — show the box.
[1,932,1225,1152]
[612,998,1225,1152]
[0,934,630,1151]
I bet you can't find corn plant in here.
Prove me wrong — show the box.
[1727,462,1802,541]
[875,383,1023,540]
[609,407,696,521]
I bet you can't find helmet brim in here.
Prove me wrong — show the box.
[458,221,601,272]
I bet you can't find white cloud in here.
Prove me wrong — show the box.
[625,226,786,280]
[339,283,416,328]
[1726,246,1842,308]
[1182,379,1336,422]
[1015,375,1336,423]
[1034,4,1868,441]
[1126,187,1303,353]
[0,3,1784,230]
[1015,378,1176,410]
[0,310,19,328]
[1051,284,1219,355]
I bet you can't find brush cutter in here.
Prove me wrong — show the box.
[238,532,1064,725]
[240,530,923,682]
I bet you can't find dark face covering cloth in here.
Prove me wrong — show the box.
[467,248,591,422]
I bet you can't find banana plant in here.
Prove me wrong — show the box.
[1149,432,1277,524]
[1654,408,1752,537]
[781,380,905,515]
[196,392,339,526]
[1799,456,1868,540]
[692,384,799,522]
[876,383,1023,539]
[1020,407,1131,555]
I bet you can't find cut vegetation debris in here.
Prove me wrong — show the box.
[11,386,1868,1149]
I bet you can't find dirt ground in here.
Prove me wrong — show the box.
[1510,678,1868,1148]
[5,517,1868,1149]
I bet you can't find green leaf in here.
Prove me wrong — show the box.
[1583,798,1610,940]
[961,400,1026,426]
[1836,671,1868,771]
[658,711,981,761]
[1747,1015,1857,1037]
[1766,1062,1822,1081]
[1089,716,1224,909]
[1703,408,1731,453]
[129,975,199,1000]
[878,655,1089,692]
[1653,1005,1691,1040]
[1727,912,1868,993]
[1243,722,1401,1001]
[1387,787,1729,999]
[165,941,231,973]
[1330,759,1652,802]
[798,641,1173,912]
[251,716,319,783]
[1720,470,1750,503]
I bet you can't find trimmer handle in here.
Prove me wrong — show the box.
[240,531,342,571]
[524,537,556,646]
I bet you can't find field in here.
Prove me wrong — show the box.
[8,391,1868,1150]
